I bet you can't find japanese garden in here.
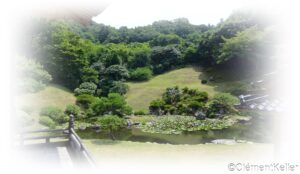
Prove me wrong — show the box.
[14,9,280,167]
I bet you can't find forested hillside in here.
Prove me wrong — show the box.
[20,10,276,92]
[16,10,278,131]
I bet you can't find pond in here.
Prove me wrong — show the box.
[77,114,275,145]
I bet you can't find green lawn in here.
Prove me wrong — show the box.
[126,66,218,111]
[16,84,76,128]
[83,139,274,167]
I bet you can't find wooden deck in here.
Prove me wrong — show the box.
[14,115,96,168]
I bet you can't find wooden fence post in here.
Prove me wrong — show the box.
[69,114,74,134]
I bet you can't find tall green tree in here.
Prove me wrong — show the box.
[32,21,94,89]
[151,46,183,74]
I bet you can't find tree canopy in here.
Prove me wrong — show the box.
[21,10,276,94]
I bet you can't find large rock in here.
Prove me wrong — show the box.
[195,111,206,120]
[211,139,237,145]
[91,124,101,130]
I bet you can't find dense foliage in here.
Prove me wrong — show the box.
[96,115,126,140]
[207,93,239,118]
[16,57,52,93]
[19,10,276,134]
[149,87,238,119]
[64,104,82,118]
[39,106,71,128]
[129,67,153,81]
[88,93,132,117]
[74,82,97,96]
[76,94,98,109]
[23,10,276,95]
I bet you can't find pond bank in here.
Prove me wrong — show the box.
[77,112,273,144]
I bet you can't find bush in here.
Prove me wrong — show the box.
[130,67,153,81]
[150,87,208,116]
[211,93,239,106]
[201,79,208,84]
[105,65,129,81]
[39,116,56,128]
[96,115,125,130]
[96,115,126,140]
[107,93,132,116]
[208,93,239,116]
[76,94,98,109]
[149,99,165,115]
[89,93,132,117]
[74,82,97,96]
[109,81,129,95]
[40,106,68,124]
[65,104,81,118]
[134,110,148,115]
[17,57,52,93]
[90,97,109,116]
[187,101,206,111]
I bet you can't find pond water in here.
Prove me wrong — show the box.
[77,114,275,145]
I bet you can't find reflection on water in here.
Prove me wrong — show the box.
[77,114,275,145]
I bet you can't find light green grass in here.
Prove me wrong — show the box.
[16,84,76,129]
[126,66,218,111]
[83,139,274,164]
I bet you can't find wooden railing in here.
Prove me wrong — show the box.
[68,115,96,166]
[19,128,68,144]
[18,114,96,167]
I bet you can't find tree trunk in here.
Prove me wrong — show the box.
[109,129,116,140]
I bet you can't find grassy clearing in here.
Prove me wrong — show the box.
[126,66,218,111]
[16,84,76,128]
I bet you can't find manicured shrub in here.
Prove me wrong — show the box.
[162,86,181,104]
[89,93,132,117]
[76,94,98,109]
[39,106,68,124]
[109,81,129,95]
[208,93,239,116]
[107,93,132,116]
[39,116,56,128]
[149,99,165,115]
[187,101,206,111]
[201,79,208,84]
[65,104,81,118]
[96,115,126,140]
[105,65,129,81]
[74,82,97,96]
[130,67,153,81]
[149,87,209,116]
[90,97,109,116]
[134,110,148,115]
